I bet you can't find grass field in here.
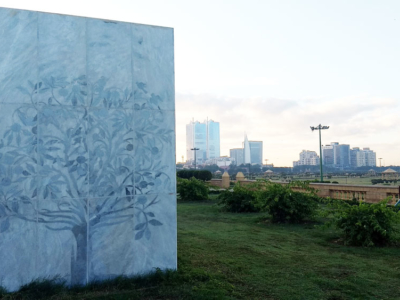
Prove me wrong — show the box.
[2,199,400,299]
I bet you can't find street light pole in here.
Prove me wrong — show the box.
[191,148,200,170]
[310,124,329,183]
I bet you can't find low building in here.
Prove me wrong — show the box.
[293,150,319,167]
[204,156,234,169]
[350,147,376,167]
[230,148,244,165]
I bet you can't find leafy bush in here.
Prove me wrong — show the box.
[256,181,319,223]
[177,177,209,201]
[217,183,259,213]
[327,199,400,246]
[313,180,331,183]
[177,170,212,181]
[371,179,398,185]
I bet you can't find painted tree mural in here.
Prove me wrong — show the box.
[0,76,174,285]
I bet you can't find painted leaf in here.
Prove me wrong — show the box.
[149,219,163,226]
[135,222,146,231]
[135,230,144,240]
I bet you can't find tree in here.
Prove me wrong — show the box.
[0,76,173,285]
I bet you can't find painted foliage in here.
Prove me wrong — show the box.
[0,8,176,291]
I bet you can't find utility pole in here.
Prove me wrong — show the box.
[191,148,200,170]
[310,124,329,183]
[379,158,382,167]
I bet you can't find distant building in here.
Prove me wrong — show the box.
[206,119,220,160]
[248,141,263,165]
[205,156,234,169]
[243,134,251,164]
[322,142,350,168]
[186,119,220,165]
[350,147,376,167]
[186,121,207,164]
[231,134,263,165]
[322,144,334,166]
[230,148,244,165]
[263,164,274,168]
[293,150,319,167]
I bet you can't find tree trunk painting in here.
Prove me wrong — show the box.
[71,224,88,286]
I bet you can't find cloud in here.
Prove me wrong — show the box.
[175,93,400,166]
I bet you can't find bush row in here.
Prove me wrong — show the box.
[371,179,398,185]
[218,181,319,223]
[217,180,400,247]
[177,170,212,181]
[177,178,400,247]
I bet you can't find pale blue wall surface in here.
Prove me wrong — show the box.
[0,7,176,291]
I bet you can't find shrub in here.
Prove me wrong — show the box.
[371,179,384,185]
[256,181,319,223]
[177,177,209,201]
[312,180,331,183]
[328,199,400,247]
[217,183,259,213]
[177,170,212,181]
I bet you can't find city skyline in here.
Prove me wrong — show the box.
[3,0,400,166]
[185,118,380,168]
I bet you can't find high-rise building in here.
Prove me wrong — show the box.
[232,134,263,165]
[249,141,263,165]
[334,143,350,168]
[186,121,207,164]
[322,144,334,166]
[243,134,251,164]
[186,119,220,164]
[364,148,376,167]
[350,147,376,167]
[206,119,220,160]
[293,150,319,167]
[230,148,244,165]
[322,142,350,168]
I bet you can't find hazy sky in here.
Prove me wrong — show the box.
[2,0,399,166]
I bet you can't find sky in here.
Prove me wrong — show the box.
[1,0,399,166]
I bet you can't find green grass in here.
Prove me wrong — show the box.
[2,201,400,299]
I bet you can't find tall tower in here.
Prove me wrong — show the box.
[186,120,207,164]
[206,119,220,159]
[244,134,251,164]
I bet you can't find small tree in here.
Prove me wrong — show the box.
[327,199,400,247]
[177,177,209,201]
[217,183,259,213]
[256,181,319,223]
